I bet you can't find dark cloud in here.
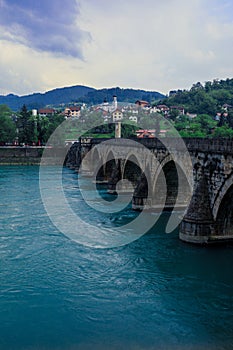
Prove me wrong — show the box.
[0,0,90,57]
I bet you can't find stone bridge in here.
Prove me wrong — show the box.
[66,137,233,245]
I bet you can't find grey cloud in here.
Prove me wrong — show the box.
[0,0,90,57]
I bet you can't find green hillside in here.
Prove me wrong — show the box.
[157,78,233,137]
[159,78,233,116]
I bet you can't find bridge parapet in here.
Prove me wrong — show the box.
[87,137,233,154]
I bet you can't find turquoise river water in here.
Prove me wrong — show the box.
[0,166,233,350]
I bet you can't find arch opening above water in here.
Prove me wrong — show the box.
[123,154,143,189]
[153,160,191,211]
[216,184,233,236]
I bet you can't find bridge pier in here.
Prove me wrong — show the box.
[179,170,216,244]
[108,160,122,194]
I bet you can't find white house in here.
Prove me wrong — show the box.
[64,106,81,118]
[129,115,138,123]
[112,109,123,122]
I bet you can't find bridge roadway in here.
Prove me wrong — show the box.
[66,137,233,245]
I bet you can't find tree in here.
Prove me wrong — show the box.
[36,115,50,145]
[43,114,66,145]
[191,82,204,91]
[169,109,179,121]
[0,115,16,144]
[227,110,233,129]
[17,105,38,144]
[195,114,216,131]
[213,126,233,137]
[217,113,227,127]
[0,104,12,117]
[174,114,217,137]
[204,81,212,92]
[121,122,137,138]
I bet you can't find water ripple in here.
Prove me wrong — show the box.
[0,166,232,350]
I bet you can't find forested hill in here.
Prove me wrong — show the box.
[0,85,95,111]
[0,85,164,111]
[159,78,233,116]
[79,87,164,105]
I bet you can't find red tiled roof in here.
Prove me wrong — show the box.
[157,104,169,109]
[112,109,123,113]
[39,108,55,114]
[135,100,149,105]
[68,106,80,111]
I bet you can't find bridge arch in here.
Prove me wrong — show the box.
[152,156,192,210]
[123,154,143,188]
[215,183,233,235]
[104,150,117,180]
[152,154,174,183]
[91,147,105,182]
[91,147,101,168]
[213,172,233,221]
[124,152,144,168]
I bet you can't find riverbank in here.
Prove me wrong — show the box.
[0,146,67,165]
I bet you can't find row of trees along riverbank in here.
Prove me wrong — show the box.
[0,104,65,146]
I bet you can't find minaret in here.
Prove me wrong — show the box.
[113,95,117,110]
[112,95,121,137]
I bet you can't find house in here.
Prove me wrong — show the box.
[64,106,81,118]
[112,109,123,122]
[136,129,155,138]
[222,104,233,111]
[215,113,221,121]
[38,108,55,117]
[94,107,109,117]
[156,104,170,113]
[136,129,167,138]
[186,112,197,119]
[150,106,161,114]
[135,100,150,108]
[170,106,185,115]
[129,115,138,123]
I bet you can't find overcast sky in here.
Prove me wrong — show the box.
[0,0,233,95]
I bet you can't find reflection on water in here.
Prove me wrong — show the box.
[0,166,232,350]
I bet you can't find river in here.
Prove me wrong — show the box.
[0,166,233,350]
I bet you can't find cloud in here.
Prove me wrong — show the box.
[1,0,233,95]
[0,0,90,57]
[0,39,89,95]
[77,0,233,92]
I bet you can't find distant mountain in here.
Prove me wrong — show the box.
[78,87,165,105]
[0,85,165,111]
[0,85,95,111]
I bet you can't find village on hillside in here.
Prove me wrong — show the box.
[33,93,233,141]
[2,80,233,147]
